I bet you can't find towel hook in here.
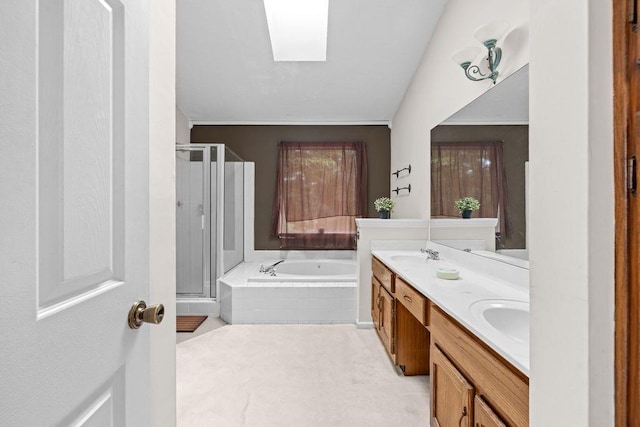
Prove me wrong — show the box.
[392,184,411,195]
[392,164,411,178]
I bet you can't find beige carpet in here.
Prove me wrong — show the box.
[177,324,430,426]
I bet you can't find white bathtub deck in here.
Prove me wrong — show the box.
[218,261,357,324]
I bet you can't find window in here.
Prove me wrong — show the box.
[271,141,367,249]
[431,141,507,236]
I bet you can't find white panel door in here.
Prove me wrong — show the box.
[0,0,175,425]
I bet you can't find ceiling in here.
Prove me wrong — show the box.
[176,0,448,124]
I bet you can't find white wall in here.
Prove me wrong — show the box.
[176,105,190,144]
[391,0,529,218]
[354,219,429,326]
[529,0,614,425]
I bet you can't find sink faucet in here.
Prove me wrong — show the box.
[259,259,285,275]
[420,248,440,260]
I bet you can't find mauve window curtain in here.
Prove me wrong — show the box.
[431,141,508,237]
[271,141,368,249]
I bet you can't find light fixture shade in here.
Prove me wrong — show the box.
[473,20,509,43]
[452,47,481,66]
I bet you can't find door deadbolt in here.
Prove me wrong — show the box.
[128,300,165,329]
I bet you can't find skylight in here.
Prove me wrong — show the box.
[263,0,329,62]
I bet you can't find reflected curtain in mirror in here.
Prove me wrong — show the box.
[431,141,507,237]
[271,141,367,249]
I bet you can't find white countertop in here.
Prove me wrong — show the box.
[371,246,530,376]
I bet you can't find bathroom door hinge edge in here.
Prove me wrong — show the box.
[628,155,637,194]
[630,0,639,31]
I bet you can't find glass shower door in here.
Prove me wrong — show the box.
[176,147,208,296]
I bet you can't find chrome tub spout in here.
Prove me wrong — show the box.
[259,259,285,274]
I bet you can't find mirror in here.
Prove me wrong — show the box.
[430,64,529,268]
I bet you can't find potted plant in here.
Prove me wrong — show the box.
[454,196,480,218]
[374,197,395,219]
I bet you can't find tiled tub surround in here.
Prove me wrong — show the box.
[219,260,357,324]
[372,241,530,375]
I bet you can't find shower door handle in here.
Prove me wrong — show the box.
[198,203,205,230]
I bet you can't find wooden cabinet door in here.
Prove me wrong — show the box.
[431,345,474,427]
[474,396,506,427]
[379,285,395,355]
[371,278,381,327]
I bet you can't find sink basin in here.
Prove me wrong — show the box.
[469,299,529,344]
[390,254,426,263]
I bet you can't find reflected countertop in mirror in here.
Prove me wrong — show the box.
[429,239,529,269]
[460,247,528,269]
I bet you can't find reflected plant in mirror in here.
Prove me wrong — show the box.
[454,196,480,218]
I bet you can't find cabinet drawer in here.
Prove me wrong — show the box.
[395,277,427,326]
[372,256,394,293]
[431,307,529,427]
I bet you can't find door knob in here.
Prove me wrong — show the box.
[128,300,165,329]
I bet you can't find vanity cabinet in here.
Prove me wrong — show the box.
[431,306,528,427]
[371,256,429,375]
[371,252,529,426]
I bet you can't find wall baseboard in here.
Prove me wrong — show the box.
[356,321,374,329]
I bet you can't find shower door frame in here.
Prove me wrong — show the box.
[176,144,225,299]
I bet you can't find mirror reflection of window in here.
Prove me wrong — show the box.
[430,124,529,250]
[431,141,507,239]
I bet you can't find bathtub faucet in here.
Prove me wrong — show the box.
[259,259,285,275]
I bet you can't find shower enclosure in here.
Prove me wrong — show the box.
[176,144,246,300]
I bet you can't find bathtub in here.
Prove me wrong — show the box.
[219,259,357,324]
[248,259,356,283]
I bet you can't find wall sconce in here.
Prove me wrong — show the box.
[452,21,509,84]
